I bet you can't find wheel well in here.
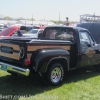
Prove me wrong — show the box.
[47,58,68,72]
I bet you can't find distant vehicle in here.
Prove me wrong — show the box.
[0,24,7,33]
[23,29,43,38]
[0,26,19,36]
[34,25,45,29]
[0,27,6,33]
[0,25,43,38]
[20,25,34,33]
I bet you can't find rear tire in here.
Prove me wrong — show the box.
[46,63,64,85]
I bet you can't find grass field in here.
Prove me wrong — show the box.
[0,67,100,100]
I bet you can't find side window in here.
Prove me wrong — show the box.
[79,31,91,44]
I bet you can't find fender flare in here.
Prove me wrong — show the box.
[32,49,69,73]
[46,56,69,72]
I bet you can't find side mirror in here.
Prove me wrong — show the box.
[85,41,91,47]
[93,42,96,45]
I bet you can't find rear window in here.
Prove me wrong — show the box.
[43,28,75,41]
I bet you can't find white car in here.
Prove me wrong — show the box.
[23,29,42,38]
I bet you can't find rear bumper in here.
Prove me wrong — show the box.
[0,62,30,76]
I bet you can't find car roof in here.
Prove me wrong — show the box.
[31,29,41,30]
[45,25,88,31]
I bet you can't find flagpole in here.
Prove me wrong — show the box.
[59,12,60,24]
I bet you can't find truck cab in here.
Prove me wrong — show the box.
[42,26,100,68]
[0,26,100,85]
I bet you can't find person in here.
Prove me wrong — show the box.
[17,27,23,36]
[38,29,44,38]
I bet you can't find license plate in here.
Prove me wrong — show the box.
[0,64,7,71]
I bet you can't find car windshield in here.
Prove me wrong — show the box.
[27,29,38,34]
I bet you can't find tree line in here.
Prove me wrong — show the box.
[1,16,78,24]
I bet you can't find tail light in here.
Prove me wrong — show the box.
[24,59,30,66]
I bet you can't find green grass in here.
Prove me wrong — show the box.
[0,67,100,100]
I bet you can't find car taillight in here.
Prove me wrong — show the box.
[24,59,30,66]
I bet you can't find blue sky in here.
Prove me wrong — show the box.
[0,0,100,21]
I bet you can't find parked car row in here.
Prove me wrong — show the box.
[0,25,44,39]
[0,24,8,33]
[23,29,43,38]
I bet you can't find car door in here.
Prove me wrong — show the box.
[78,30,99,67]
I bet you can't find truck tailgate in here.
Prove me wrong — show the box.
[0,43,20,60]
[0,39,26,65]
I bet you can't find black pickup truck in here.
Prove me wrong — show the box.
[0,26,100,85]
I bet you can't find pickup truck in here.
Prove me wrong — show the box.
[0,26,100,85]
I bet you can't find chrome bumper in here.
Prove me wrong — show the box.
[0,62,30,76]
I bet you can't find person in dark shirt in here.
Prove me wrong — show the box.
[17,27,23,36]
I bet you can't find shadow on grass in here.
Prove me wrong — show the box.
[0,67,100,99]
[64,67,100,83]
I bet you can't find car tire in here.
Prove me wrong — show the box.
[46,63,64,85]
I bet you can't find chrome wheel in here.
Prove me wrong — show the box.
[50,67,62,83]
[46,63,64,85]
